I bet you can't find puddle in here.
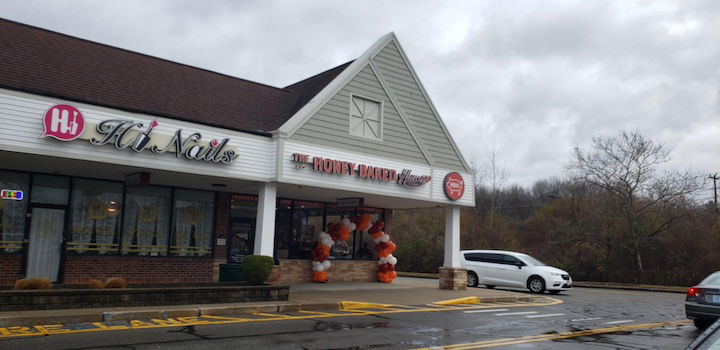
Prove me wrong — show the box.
[313,321,392,332]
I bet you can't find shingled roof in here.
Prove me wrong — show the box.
[0,18,351,136]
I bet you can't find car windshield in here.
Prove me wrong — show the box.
[701,273,720,286]
[520,254,546,266]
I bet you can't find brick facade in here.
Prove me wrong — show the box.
[213,192,231,282]
[267,259,378,284]
[0,255,23,286]
[62,255,213,284]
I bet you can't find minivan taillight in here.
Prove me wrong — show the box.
[687,287,701,298]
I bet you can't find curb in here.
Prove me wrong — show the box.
[0,294,540,327]
[396,272,689,294]
[572,282,687,293]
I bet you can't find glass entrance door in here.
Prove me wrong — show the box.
[26,207,65,282]
[228,218,254,263]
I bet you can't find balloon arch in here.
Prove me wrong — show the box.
[311,214,397,283]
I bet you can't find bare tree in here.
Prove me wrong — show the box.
[569,131,705,283]
[475,146,509,226]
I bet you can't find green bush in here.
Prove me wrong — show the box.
[240,255,275,284]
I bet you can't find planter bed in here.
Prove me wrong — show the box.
[0,284,289,311]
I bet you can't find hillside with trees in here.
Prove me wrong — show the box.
[392,131,718,286]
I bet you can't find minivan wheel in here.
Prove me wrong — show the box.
[467,271,478,287]
[528,276,546,294]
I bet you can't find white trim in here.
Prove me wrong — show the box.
[385,38,473,173]
[368,60,433,166]
[277,33,395,136]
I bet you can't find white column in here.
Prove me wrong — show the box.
[444,206,461,268]
[254,182,277,257]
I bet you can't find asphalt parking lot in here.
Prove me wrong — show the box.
[0,284,701,349]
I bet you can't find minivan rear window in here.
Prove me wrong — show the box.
[701,273,720,286]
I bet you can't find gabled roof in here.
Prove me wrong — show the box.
[0,18,349,136]
[284,60,354,116]
[278,33,473,172]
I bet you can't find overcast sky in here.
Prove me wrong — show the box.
[2,1,718,197]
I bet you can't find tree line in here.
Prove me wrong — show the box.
[392,131,718,286]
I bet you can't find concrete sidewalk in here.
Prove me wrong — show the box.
[0,277,533,327]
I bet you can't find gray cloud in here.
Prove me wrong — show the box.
[1,0,717,197]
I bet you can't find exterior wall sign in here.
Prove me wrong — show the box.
[42,104,85,141]
[291,153,431,188]
[1,189,23,200]
[443,172,465,201]
[41,105,238,164]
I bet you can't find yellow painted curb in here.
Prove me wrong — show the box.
[433,296,481,306]
[340,301,398,310]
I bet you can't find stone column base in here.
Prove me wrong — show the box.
[438,267,467,290]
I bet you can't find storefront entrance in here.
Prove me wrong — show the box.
[228,217,254,263]
[25,207,65,282]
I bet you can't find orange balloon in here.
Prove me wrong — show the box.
[387,241,397,253]
[378,249,391,258]
[313,271,327,283]
[371,231,384,239]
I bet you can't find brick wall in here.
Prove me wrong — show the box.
[0,255,23,286]
[213,192,230,282]
[267,259,378,284]
[62,255,213,284]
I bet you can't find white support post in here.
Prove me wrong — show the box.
[444,206,461,268]
[254,182,277,257]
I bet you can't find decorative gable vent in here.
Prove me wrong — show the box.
[349,95,382,140]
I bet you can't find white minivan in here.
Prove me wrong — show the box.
[460,250,572,294]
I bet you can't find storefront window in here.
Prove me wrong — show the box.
[68,179,123,255]
[274,199,293,259]
[326,205,355,260]
[291,201,324,259]
[229,195,257,263]
[171,189,214,257]
[31,174,70,205]
[0,171,29,253]
[121,186,171,256]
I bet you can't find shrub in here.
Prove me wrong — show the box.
[240,255,274,284]
[105,277,126,288]
[89,279,106,289]
[14,278,52,290]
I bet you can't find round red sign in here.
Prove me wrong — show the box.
[443,172,465,201]
[42,104,85,141]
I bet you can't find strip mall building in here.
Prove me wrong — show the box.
[0,19,474,289]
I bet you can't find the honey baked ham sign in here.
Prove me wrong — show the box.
[291,153,431,188]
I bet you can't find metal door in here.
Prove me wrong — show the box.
[25,207,65,282]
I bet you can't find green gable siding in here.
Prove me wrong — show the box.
[372,42,465,170]
[292,64,428,165]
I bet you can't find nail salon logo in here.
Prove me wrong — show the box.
[42,104,85,141]
[443,172,465,201]
[90,119,238,164]
[41,105,238,165]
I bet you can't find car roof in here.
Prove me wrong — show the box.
[460,250,527,256]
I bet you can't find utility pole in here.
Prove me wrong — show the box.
[710,173,719,215]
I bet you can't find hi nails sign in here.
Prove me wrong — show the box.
[42,105,85,141]
[41,105,238,165]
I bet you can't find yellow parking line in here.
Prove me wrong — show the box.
[414,320,692,349]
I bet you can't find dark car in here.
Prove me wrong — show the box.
[686,272,720,329]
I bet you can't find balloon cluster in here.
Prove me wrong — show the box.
[367,220,397,283]
[311,218,356,283]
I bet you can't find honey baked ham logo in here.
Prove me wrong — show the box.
[443,172,465,201]
[291,153,431,188]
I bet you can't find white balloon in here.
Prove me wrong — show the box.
[378,257,387,265]
[312,261,321,268]
[349,223,357,231]
[322,260,331,269]
[388,256,398,265]
[318,232,331,240]
[341,217,352,228]
[321,238,334,247]
[313,264,323,272]
[379,234,390,243]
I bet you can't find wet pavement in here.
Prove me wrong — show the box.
[0,286,701,349]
